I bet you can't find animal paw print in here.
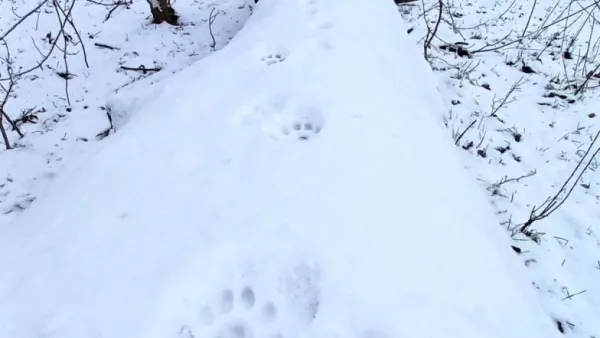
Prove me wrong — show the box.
[195,286,282,338]
[280,108,325,141]
[301,0,334,31]
[261,54,286,66]
[281,121,322,141]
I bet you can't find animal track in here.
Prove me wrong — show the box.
[300,0,335,50]
[316,21,334,30]
[281,121,321,140]
[238,97,326,141]
[279,108,325,141]
[240,287,255,309]
[261,54,285,66]
[174,259,322,338]
[193,286,282,338]
[219,289,235,314]
[306,7,318,16]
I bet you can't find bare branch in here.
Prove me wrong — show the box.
[208,7,219,50]
[0,0,50,42]
[520,131,600,234]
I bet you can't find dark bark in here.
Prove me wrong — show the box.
[0,112,11,149]
[147,0,178,25]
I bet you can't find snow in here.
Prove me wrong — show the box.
[0,0,595,338]
[399,0,600,335]
[0,0,251,219]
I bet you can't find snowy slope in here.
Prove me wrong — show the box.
[0,1,561,338]
[0,0,250,220]
[398,0,600,336]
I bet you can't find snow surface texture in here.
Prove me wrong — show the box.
[0,1,571,338]
[399,0,600,335]
[0,0,251,219]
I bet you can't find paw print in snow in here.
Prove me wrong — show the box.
[195,286,282,338]
[282,121,321,141]
[261,54,286,66]
[280,108,325,141]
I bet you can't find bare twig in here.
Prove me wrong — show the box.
[562,288,587,301]
[491,170,537,189]
[0,43,24,149]
[0,0,50,42]
[520,0,537,40]
[53,0,73,105]
[575,62,600,95]
[103,0,132,21]
[208,7,219,50]
[421,0,432,60]
[55,0,89,68]
[472,2,598,55]
[0,0,77,81]
[490,77,526,118]
[520,131,600,234]
[454,120,476,146]
[424,0,444,56]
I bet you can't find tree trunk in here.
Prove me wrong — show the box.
[0,111,11,150]
[146,0,178,25]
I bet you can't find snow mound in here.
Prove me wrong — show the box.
[0,1,561,338]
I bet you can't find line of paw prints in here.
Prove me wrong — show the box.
[182,286,283,338]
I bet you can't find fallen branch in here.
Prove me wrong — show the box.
[120,65,162,73]
[94,42,120,50]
